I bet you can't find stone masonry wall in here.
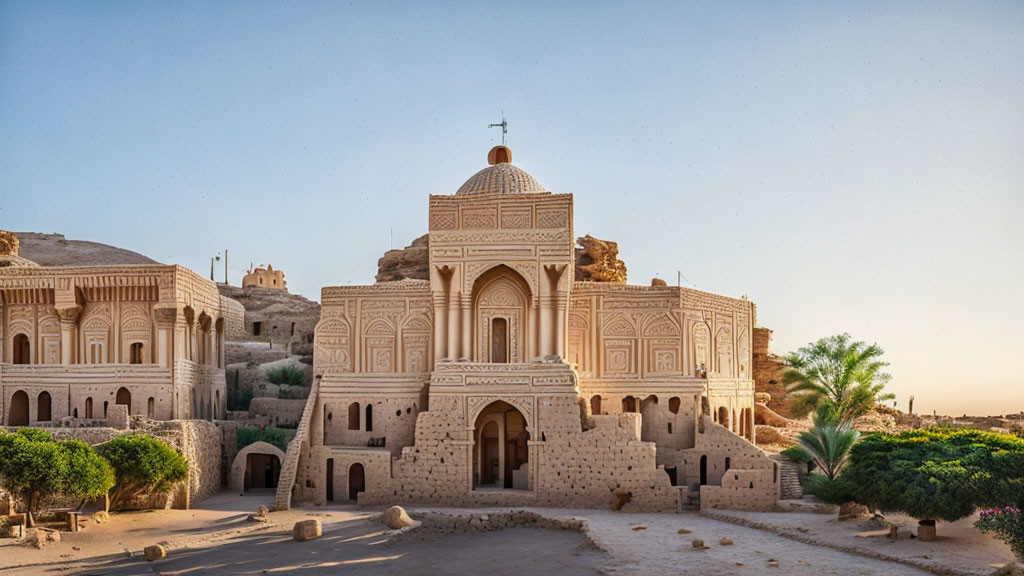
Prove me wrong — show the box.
[753,327,790,416]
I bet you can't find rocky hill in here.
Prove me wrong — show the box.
[15,232,162,266]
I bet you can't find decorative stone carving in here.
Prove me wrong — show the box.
[0,230,19,256]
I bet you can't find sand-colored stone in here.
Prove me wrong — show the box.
[242,264,287,291]
[293,518,322,541]
[575,235,627,283]
[144,544,166,561]
[382,505,417,529]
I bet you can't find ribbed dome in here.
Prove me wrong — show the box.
[454,146,547,196]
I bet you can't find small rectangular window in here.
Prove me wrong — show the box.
[253,322,262,336]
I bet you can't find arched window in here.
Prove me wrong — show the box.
[103,401,109,418]
[348,402,360,431]
[85,397,93,419]
[669,397,681,414]
[365,403,373,432]
[13,333,30,364]
[129,342,144,364]
[622,396,637,413]
[590,395,602,416]
[147,397,155,418]
[116,387,132,415]
[37,391,52,422]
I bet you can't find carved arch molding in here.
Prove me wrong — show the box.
[466,396,534,429]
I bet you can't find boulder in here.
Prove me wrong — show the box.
[838,502,870,520]
[93,511,110,524]
[382,506,417,529]
[293,519,322,542]
[376,234,429,282]
[692,539,709,550]
[575,235,627,283]
[144,545,166,561]
[719,538,734,546]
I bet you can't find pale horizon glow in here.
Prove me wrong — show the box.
[2,2,1021,416]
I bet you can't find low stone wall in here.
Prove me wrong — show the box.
[249,398,305,427]
[388,509,590,543]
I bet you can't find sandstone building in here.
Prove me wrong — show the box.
[276,147,779,512]
[243,264,287,291]
[0,232,236,425]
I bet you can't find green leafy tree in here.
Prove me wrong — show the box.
[61,439,115,503]
[100,435,188,510]
[0,430,113,526]
[782,333,894,424]
[842,429,1024,533]
[0,430,67,526]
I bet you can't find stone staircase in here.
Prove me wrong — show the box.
[772,454,804,500]
[273,379,320,511]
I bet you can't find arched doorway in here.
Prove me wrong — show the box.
[590,395,602,416]
[85,397,93,419]
[326,459,335,501]
[37,391,52,422]
[348,463,365,501]
[717,406,729,428]
[13,334,30,364]
[228,442,286,494]
[116,387,132,415]
[8,390,29,426]
[699,455,708,486]
[473,400,529,490]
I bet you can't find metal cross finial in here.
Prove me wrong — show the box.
[488,113,507,146]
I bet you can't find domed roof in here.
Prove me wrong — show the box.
[455,146,547,196]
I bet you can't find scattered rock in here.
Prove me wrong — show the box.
[736,562,744,566]
[382,506,418,529]
[93,511,110,524]
[991,562,1024,576]
[677,528,692,534]
[632,526,647,531]
[768,560,779,568]
[293,519,322,542]
[692,539,710,550]
[719,538,734,546]
[860,513,888,531]
[838,501,870,520]
[258,505,269,517]
[144,545,166,561]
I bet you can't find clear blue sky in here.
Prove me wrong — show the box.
[2,1,1022,415]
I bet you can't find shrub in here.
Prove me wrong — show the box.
[237,427,294,452]
[781,445,811,463]
[842,428,1024,524]
[803,473,856,505]
[100,435,188,510]
[60,439,115,501]
[264,364,311,387]
[234,388,253,411]
[976,506,1024,563]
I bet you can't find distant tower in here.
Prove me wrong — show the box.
[242,264,288,292]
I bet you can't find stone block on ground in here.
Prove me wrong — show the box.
[382,506,417,529]
[838,501,870,520]
[293,519,322,541]
[144,544,166,561]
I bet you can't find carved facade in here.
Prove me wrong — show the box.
[280,146,778,513]
[1,261,231,426]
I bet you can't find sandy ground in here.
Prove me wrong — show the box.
[708,508,1016,576]
[1,491,1011,576]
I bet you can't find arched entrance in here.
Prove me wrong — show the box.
[116,387,131,415]
[37,392,52,422]
[473,400,529,490]
[348,463,365,501]
[8,390,29,426]
[228,442,286,494]
[13,334,30,364]
[717,406,729,428]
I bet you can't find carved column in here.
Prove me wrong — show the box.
[555,298,567,359]
[432,292,447,362]
[153,306,177,368]
[460,294,472,362]
[448,289,461,360]
[542,265,567,358]
[55,306,81,365]
[539,296,552,356]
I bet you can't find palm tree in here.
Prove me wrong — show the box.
[782,333,894,425]
[798,416,860,479]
